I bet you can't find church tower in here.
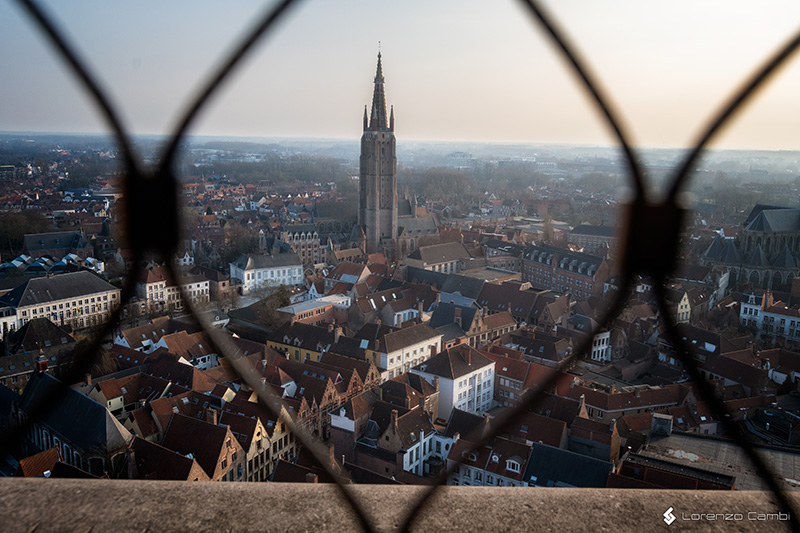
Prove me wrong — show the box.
[359,52,397,254]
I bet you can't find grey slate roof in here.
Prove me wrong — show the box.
[23,231,87,253]
[745,207,800,232]
[523,442,612,487]
[398,216,438,236]
[313,200,358,220]
[744,204,790,226]
[412,344,493,380]
[404,266,448,288]
[406,242,472,265]
[381,323,441,353]
[282,224,317,234]
[523,243,603,275]
[429,303,478,332]
[0,271,117,308]
[703,236,724,260]
[231,251,302,270]
[772,245,796,269]
[720,240,742,264]
[745,244,769,267]
[18,372,133,453]
[441,275,485,299]
[8,318,75,354]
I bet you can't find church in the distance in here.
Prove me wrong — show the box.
[357,53,439,257]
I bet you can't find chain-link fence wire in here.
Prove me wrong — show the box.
[5,0,800,531]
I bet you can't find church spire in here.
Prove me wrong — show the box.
[369,52,388,130]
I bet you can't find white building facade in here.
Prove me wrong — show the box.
[411,345,495,419]
[229,251,303,294]
[0,271,120,331]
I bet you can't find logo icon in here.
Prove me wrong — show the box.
[663,507,676,525]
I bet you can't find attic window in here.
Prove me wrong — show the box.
[172,406,179,413]
[121,387,127,394]
[182,398,190,405]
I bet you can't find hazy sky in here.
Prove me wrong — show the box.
[3,1,800,150]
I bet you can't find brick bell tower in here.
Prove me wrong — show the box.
[358,52,397,255]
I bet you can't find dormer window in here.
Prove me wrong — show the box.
[506,460,521,473]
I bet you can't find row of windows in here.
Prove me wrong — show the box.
[499,377,521,390]
[246,268,302,281]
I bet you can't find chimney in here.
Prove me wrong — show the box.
[454,307,462,328]
[434,376,439,391]
[327,322,334,332]
[35,350,48,373]
[334,325,343,344]
[609,418,617,434]
[305,472,318,483]
[127,448,139,480]
[329,445,337,468]
[419,396,426,412]
[453,431,460,442]
[206,408,219,426]
[417,301,424,323]
[262,357,267,370]
[390,409,398,429]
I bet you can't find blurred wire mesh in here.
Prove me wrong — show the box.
[6,0,800,531]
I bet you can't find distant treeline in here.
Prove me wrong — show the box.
[199,154,350,184]
[0,211,52,257]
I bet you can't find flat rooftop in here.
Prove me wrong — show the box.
[642,433,800,491]
[278,294,351,314]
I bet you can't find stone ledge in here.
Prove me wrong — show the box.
[0,479,797,532]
